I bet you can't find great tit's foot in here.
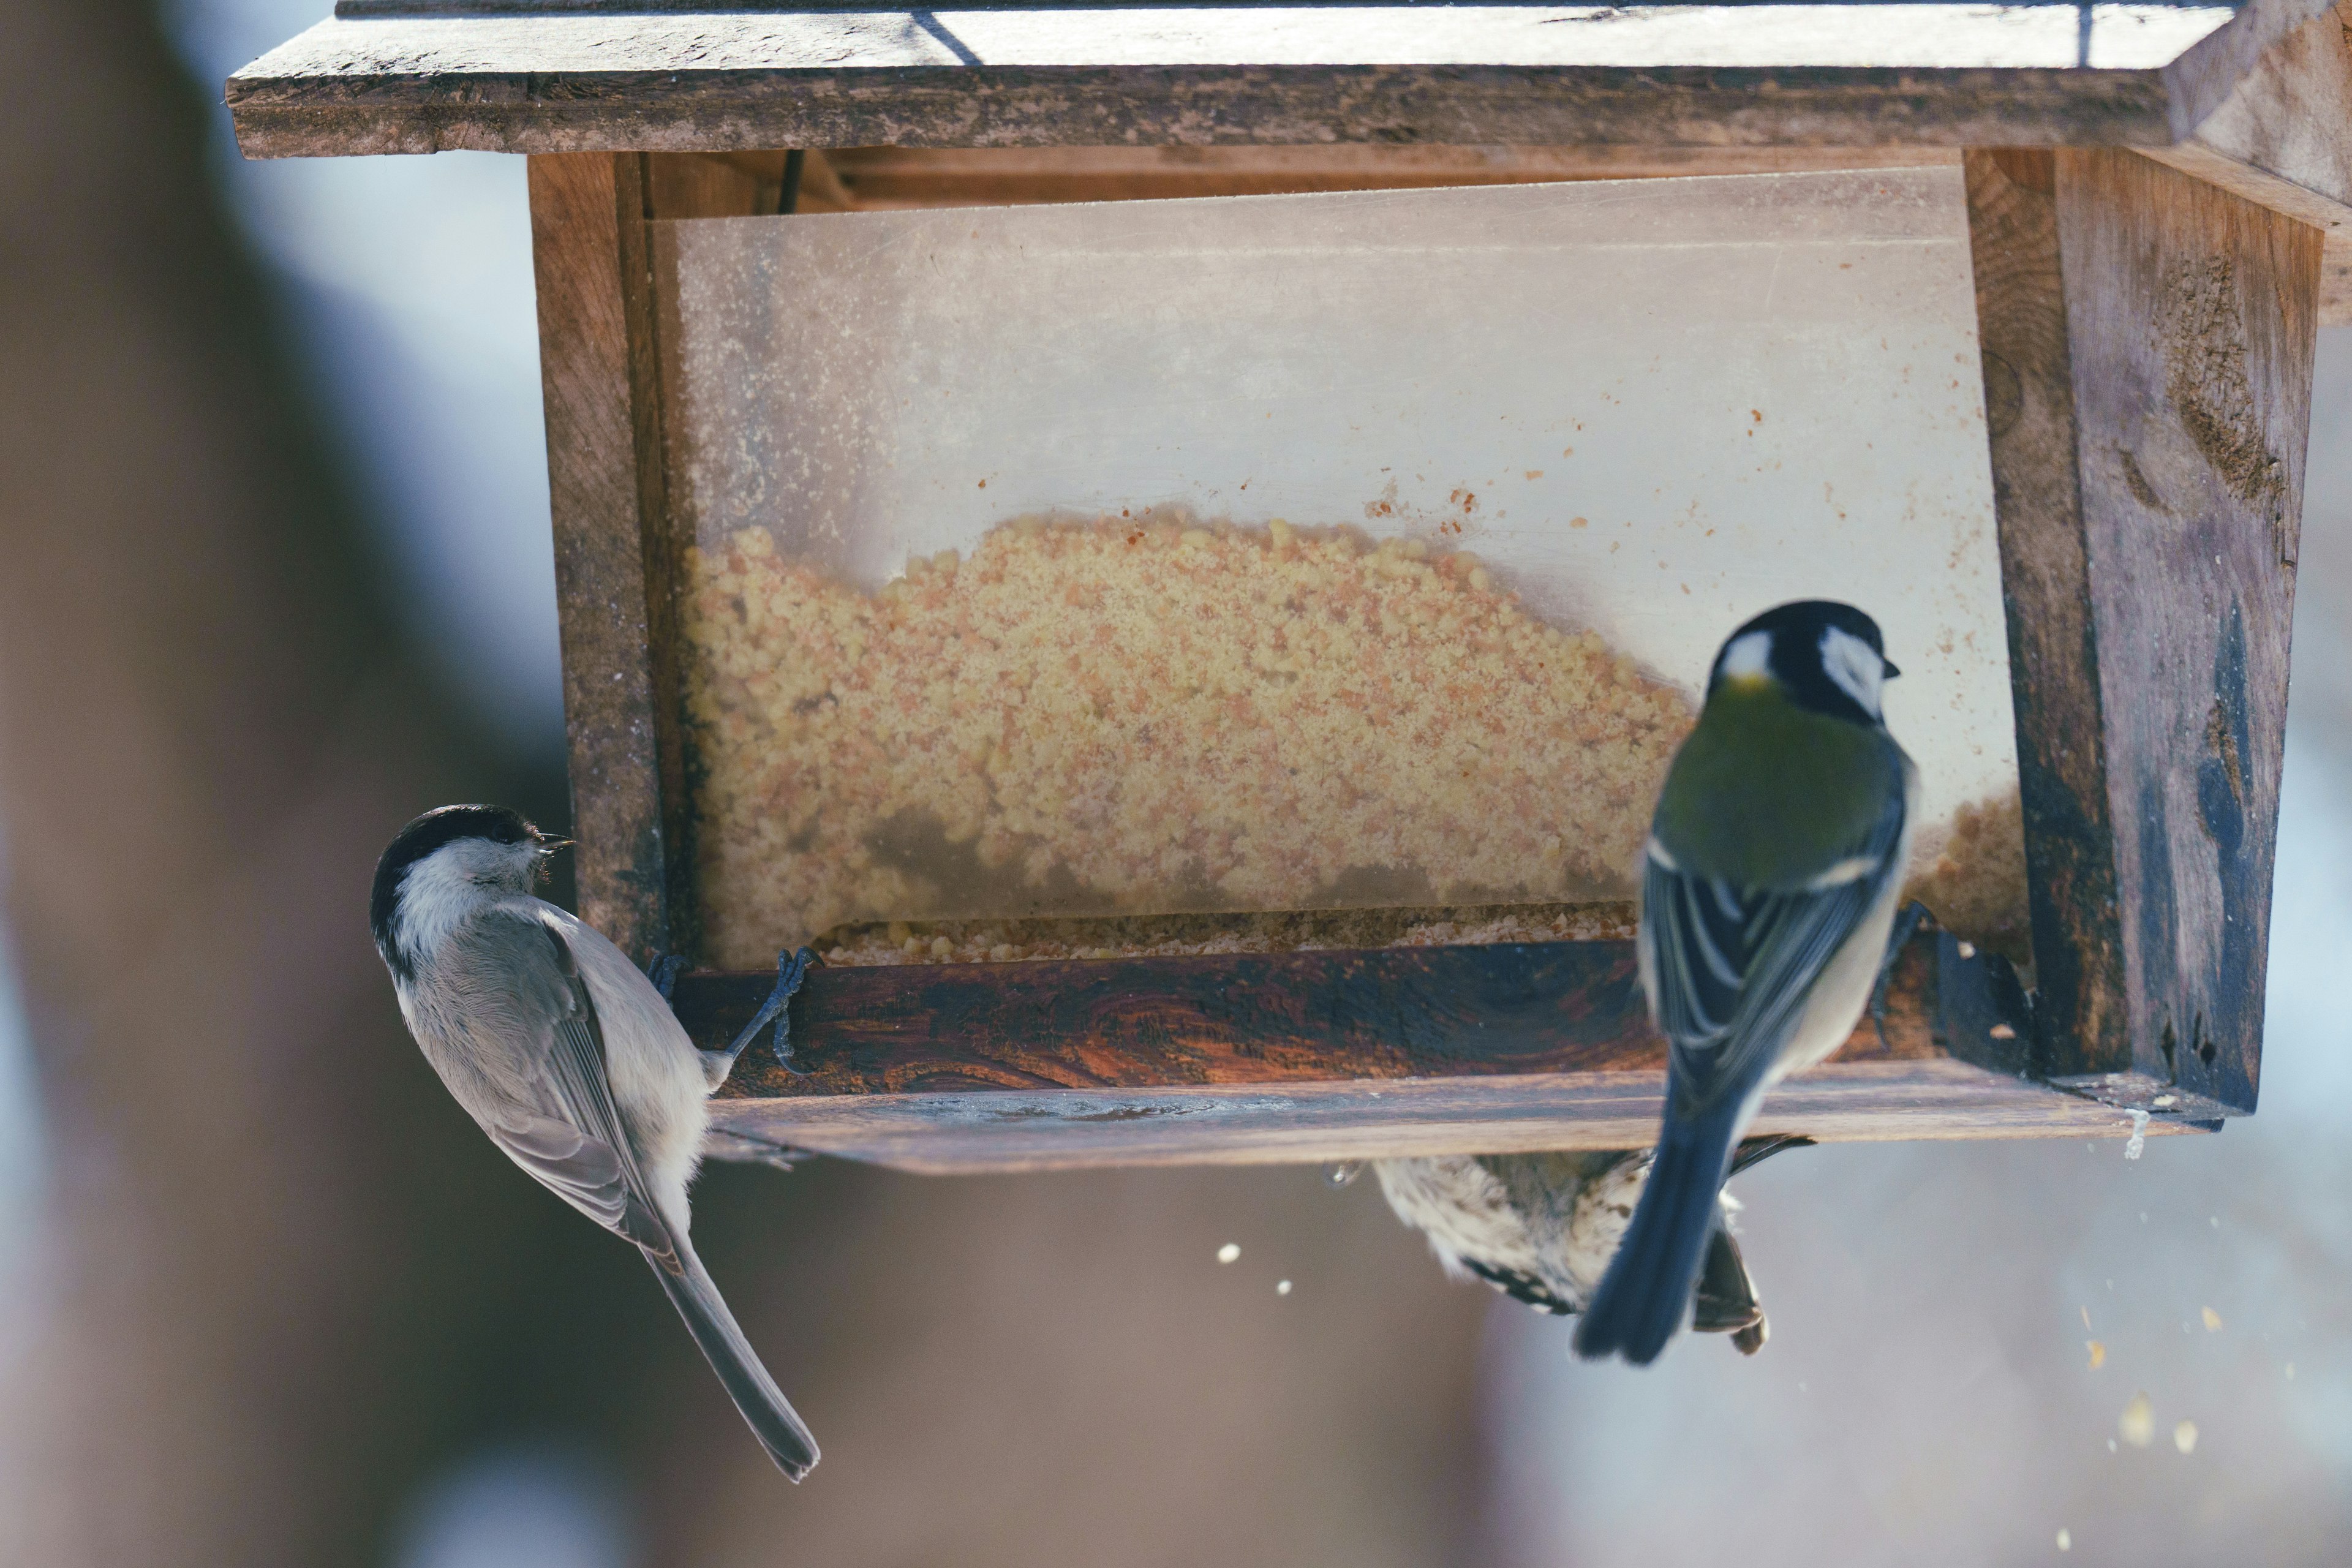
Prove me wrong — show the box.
[1870,900,1934,1052]
[727,946,819,1077]
[644,952,687,1003]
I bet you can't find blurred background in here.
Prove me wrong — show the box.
[1,2,2346,1564]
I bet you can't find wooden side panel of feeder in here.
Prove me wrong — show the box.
[530,153,788,963]
[1966,147,2321,1118]
[2145,0,2352,324]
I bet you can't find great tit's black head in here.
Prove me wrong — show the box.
[1705,599,1898,726]
[370,804,567,977]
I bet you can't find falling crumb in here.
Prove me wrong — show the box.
[1276,1280,1294,1296]
[2079,1306,2092,1330]
[1216,1243,1240,1264]
[1956,940,1977,959]
[2108,1439,2117,1452]
[2209,1215,2220,1229]
[2087,1341,2106,1370]
[2173,1420,2199,1455]
[2125,1111,2150,1161]
[2286,1363,2296,1380]
[2202,1306,2223,1332]
[2119,1392,2155,1447]
[1989,1023,2017,1040]
[2056,1528,2071,1552]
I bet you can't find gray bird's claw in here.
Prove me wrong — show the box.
[1870,900,1934,1052]
[728,946,820,1077]
[645,952,687,1003]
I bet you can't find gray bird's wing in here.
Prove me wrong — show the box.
[472,908,684,1272]
[1642,783,1909,1117]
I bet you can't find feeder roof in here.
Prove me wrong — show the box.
[227,1,2332,159]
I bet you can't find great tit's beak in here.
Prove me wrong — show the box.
[1882,657,1901,679]
[532,833,573,855]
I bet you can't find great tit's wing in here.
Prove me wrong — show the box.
[1642,780,1909,1115]
[468,908,683,1270]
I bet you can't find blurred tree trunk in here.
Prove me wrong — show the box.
[0,3,579,1562]
[0,8,1498,1566]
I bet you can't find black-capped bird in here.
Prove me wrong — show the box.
[370,805,819,1479]
[1574,601,1913,1365]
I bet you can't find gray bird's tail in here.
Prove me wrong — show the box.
[1574,1095,1746,1365]
[651,1246,820,1480]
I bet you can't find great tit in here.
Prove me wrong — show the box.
[371,805,819,1479]
[1574,601,1914,1365]
[1375,1136,1812,1354]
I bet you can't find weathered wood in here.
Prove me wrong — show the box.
[2165,1,2352,323]
[531,153,778,963]
[227,5,2271,160]
[530,152,683,963]
[2184,0,2352,202]
[1965,147,2135,1090]
[706,1064,2206,1174]
[815,143,1963,207]
[663,933,2198,1170]
[2054,147,2316,1115]
[1964,146,2316,1117]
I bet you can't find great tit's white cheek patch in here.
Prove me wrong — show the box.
[1820,627,1884,717]
[1717,630,1773,686]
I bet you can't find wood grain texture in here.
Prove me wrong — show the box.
[531,153,775,963]
[2054,147,2317,1114]
[658,933,2193,1171]
[2169,1,2352,322]
[1965,147,2134,1086]
[2185,0,2352,204]
[687,934,1949,1096]
[704,1063,2204,1174]
[2143,141,2352,325]
[225,6,2255,159]
[530,152,684,963]
[813,142,1961,207]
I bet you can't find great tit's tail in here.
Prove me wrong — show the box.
[650,1245,820,1480]
[1574,1095,1746,1365]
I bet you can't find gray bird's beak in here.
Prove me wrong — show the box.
[532,834,573,854]
[1882,658,1901,679]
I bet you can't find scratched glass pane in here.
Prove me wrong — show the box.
[655,168,2023,967]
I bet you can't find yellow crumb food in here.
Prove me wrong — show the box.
[682,516,1691,967]
[1902,788,2029,967]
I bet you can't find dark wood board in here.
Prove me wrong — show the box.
[1964,147,2135,1088]
[529,152,776,963]
[2055,147,2316,1115]
[1964,146,2316,1118]
[669,932,2206,1170]
[224,4,2312,160]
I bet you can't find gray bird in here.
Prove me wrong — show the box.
[370,805,818,1480]
[1374,1137,1807,1354]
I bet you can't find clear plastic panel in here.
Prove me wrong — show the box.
[657,168,2024,967]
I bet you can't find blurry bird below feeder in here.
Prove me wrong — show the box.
[1374,1136,1810,1355]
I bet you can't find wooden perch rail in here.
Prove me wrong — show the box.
[679,932,2207,1173]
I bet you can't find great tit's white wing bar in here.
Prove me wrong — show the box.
[1642,784,1909,1115]
[468,908,684,1268]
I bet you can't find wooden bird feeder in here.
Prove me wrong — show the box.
[233,2,2352,1172]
